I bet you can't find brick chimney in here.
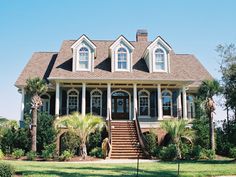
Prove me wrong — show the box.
[136,29,148,42]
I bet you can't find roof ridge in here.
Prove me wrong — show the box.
[34,51,58,53]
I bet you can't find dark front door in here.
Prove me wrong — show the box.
[112,95,129,120]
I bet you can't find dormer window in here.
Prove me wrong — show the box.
[117,47,127,70]
[155,48,165,71]
[78,47,89,69]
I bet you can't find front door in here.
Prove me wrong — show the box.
[112,91,129,120]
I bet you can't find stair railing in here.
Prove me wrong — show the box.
[133,108,150,158]
[106,108,112,158]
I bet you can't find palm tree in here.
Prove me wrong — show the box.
[54,112,104,159]
[198,80,221,151]
[25,77,48,152]
[161,119,195,159]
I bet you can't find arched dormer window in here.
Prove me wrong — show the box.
[117,47,128,70]
[78,47,89,69]
[138,90,150,117]
[90,89,102,116]
[154,48,166,71]
[162,90,172,116]
[67,89,79,114]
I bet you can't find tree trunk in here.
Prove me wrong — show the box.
[31,108,37,152]
[209,112,215,151]
[80,143,87,159]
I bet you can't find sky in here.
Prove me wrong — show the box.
[0,0,235,121]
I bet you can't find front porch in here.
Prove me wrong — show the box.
[20,81,196,124]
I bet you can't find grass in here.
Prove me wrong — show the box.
[2,159,236,177]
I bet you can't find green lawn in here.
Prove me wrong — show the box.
[2,159,236,177]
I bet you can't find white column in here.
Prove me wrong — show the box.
[55,82,60,116]
[182,86,187,119]
[20,88,25,121]
[82,83,86,116]
[157,84,163,120]
[177,90,182,118]
[133,83,138,120]
[106,83,111,120]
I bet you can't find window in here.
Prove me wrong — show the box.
[90,89,102,116]
[187,95,195,118]
[138,90,150,117]
[40,94,50,114]
[78,47,89,69]
[162,90,172,116]
[117,47,127,70]
[155,48,165,71]
[67,89,79,114]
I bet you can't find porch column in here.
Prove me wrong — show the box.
[106,83,111,120]
[55,82,60,116]
[182,86,187,119]
[20,88,25,121]
[177,89,182,118]
[157,84,163,120]
[133,83,138,120]
[82,83,86,116]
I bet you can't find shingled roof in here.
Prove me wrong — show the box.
[15,38,212,88]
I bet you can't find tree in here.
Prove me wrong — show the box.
[160,119,194,159]
[25,77,48,152]
[197,80,221,152]
[54,112,104,159]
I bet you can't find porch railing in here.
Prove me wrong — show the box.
[133,109,150,158]
[106,108,112,158]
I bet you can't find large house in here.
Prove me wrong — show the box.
[15,30,212,158]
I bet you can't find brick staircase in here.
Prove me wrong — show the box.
[110,121,147,159]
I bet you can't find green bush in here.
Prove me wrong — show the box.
[229,147,236,158]
[180,143,192,160]
[143,131,158,156]
[199,148,215,160]
[59,150,74,161]
[89,147,103,158]
[60,131,80,155]
[12,149,24,159]
[0,149,4,160]
[159,144,177,161]
[26,151,37,161]
[41,144,56,160]
[192,145,202,159]
[0,163,14,177]
[88,129,102,153]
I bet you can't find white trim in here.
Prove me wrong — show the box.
[133,83,137,120]
[109,35,134,51]
[71,35,96,50]
[138,89,150,118]
[115,46,130,71]
[162,89,173,117]
[106,83,111,120]
[146,36,172,52]
[40,93,51,114]
[81,83,86,116]
[182,86,187,119]
[90,89,102,116]
[157,84,163,120]
[111,89,131,120]
[76,45,92,71]
[20,88,25,121]
[152,46,168,72]
[177,89,182,117]
[67,88,79,115]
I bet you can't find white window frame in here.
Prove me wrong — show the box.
[162,90,173,117]
[115,45,130,72]
[153,46,168,72]
[138,90,150,118]
[77,45,91,71]
[90,89,102,116]
[40,93,50,114]
[67,88,79,115]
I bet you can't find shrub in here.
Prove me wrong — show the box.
[199,148,215,160]
[41,144,56,160]
[0,149,4,160]
[59,150,74,161]
[0,163,14,177]
[12,149,24,159]
[26,151,37,161]
[192,145,202,159]
[88,129,102,153]
[180,143,192,160]
[89,147,103,158]
[159,144,177,161]
[60,131,80,155]
[143,131,158,156]
[229,147,236,158]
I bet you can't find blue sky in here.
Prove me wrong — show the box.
[0,0,235,120]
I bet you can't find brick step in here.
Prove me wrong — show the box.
[110,156,146,159]
[112,139,139,142]
[112,135,137,138]
[111,152,144,156]
[112,149,142,153]
[111,131,136,134]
